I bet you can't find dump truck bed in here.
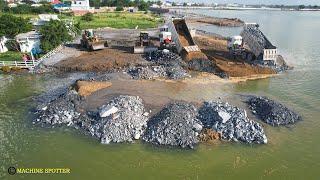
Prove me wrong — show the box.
[167,18,201,54]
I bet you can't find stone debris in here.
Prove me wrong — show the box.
[145,50,186,67]
[126,50,190,80]
[127,66,167,80]
[99,105,119,118]
[36,90,81,126]
[247,96,302,126]
[198,101,267,144]
[143,102,203,149]
[125,50,191,80]
[89,95,149,144]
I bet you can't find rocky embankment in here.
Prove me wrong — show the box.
[34,82,302,148]
[198,101,267,144]
[247,96,302,126]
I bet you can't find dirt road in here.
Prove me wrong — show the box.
[55,48,149,72]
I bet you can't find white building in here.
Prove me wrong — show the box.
[32,14,60,26]
[0,37,8,53]
[71,0,91,11]
[16,31,42,53]
[128,7,138,13]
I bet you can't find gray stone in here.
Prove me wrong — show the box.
[246,96,302,126]
[143,101,203,149]
[198,101,267,144]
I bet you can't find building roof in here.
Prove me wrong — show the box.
[16,31,42,40]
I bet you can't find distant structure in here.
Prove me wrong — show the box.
[241,23,278,61]
[128,7,138,13]
[71,0,94,15]
[15,31,42,54]
[32,14,60,27]
[0,36,8,53]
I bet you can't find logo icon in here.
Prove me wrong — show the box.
[8,167,16,175]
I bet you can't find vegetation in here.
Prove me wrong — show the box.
[5,40,20,51]
[0,14,32,38]
[81,13,94,21]
[2,3,55,14]
[0,51,23,61]
[115,6,124,11]
[0,0,7,12]
[74,12,161,29]
[40,20,72,53]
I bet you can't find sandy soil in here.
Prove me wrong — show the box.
[55,48,149,72]
[75,81,112,97]
[193,34,276,77]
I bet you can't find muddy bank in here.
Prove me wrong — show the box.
[187,16,244,27]
[170,11,244,27]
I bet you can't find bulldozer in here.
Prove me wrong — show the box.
[80,29,108,51]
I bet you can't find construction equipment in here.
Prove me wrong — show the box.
[133,32,158,54]
[167,18,201,55]
[227,35,243,50]
[80,29,108,51]
[240,23,277,61]
[159,25,176,51]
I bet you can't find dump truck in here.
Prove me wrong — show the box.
[167,18,201,55]
[240,23,278,61]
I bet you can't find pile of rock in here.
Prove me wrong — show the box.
[127,66,167,80]
[89,95,149,144]
[247,96,302,126]
[198,101,267,144]
[36,90,81,126]
[126,65,189,80]
[145,50,186,67]
[137,50,189,80]
[143,102,203,148]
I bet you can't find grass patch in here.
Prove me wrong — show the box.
[0,51,23,61]
[73,12,163,29]
[1,13,39,19]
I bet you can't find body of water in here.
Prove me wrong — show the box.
[1,10,320,179]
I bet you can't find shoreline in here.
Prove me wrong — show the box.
[167,6,320,12]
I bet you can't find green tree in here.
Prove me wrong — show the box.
[115,6,124,11]
[0,14,32,38]
[138,0,148,11]
[90,0,101,8]
[0,0,7,12]
[40,20,72,53]
[81,12,94,21]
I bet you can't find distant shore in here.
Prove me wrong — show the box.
[167,6,320,12]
